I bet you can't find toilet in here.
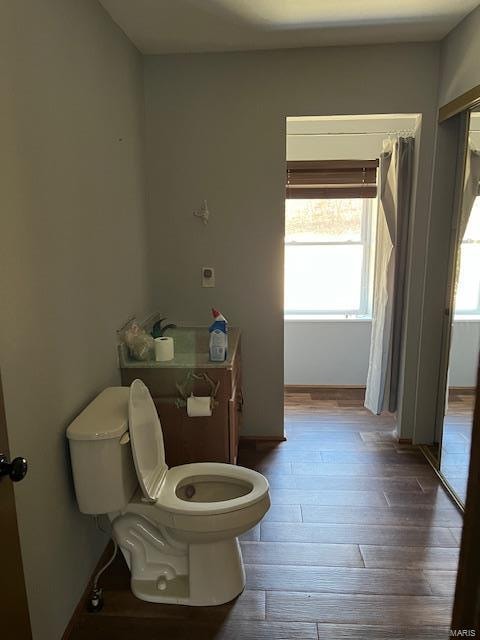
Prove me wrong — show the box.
[66,379,270,606]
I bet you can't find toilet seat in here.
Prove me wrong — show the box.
[128,379,168,502]
[128,379,269,521]
[156,462,269,516]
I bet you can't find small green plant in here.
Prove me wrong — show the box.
[151,317,176,339]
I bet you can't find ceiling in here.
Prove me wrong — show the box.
[99,0,479,55]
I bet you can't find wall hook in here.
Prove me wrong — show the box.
[193,200,210,225]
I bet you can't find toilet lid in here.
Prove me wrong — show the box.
[128,379,168,502]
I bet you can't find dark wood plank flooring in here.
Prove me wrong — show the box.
[441,390,475,503]
[70,389,461,639]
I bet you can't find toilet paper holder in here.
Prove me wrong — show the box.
[176,371,220,410]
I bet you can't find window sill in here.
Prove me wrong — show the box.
[284,314,372,323]
[453,315,480,322]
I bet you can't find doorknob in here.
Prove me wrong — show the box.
[0,453,28,482]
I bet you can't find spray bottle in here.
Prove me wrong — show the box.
[209,308,228,362]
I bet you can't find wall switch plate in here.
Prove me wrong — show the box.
[202,267,215,287]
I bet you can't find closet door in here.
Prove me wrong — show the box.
[437,107,480,507]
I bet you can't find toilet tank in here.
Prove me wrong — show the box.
[67,387,137,515]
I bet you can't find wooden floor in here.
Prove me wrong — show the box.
[441,390,475,503]
[70,389,462,640]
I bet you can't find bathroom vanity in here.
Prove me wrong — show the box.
[119,327,242,466]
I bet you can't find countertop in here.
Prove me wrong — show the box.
[118,326,240,369]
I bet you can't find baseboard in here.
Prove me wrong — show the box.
[61,541,112,640]
[449,387,475,395]
[239,435,287,450]
[285,385,366,393]
[239,436,287,443]
[398,438,413,445]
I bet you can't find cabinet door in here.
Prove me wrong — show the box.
[154,400,229,466]
[125,362,236,466]
[180,410,229,464]
[229,387,242,464]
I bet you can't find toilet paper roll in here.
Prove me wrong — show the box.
[154,336,174,362]
[187,395,212,417]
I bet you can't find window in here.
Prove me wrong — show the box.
[284,198,374,316]
[455,197,480,316]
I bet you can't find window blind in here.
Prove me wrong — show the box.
[286,159,379,199]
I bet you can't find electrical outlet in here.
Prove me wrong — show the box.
[202,267,215,288]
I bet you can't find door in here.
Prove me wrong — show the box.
[0,370,32,638]
[451,354,480,633]
[437,109,480,506]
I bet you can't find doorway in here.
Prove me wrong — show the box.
[283,114,419,414]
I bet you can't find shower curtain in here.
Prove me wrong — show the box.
[459,143,480,242]
[444,143,480,414]
[365,136,414,415]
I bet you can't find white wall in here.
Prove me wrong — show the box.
[143,43,440,437]
[0,1,149,638]
[438,4,480,107]
[287,115,419,160]
[284,320,372,385]
[470,114,480,146]
[285,319,477,387]
[450,321,480,387]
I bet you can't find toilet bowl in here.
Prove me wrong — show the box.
[67,380,270,606]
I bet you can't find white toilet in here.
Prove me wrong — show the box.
[67,380,270,606]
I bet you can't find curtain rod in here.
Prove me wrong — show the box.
[288,131,415,137]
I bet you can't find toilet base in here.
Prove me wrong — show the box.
[112,513,246,606]
[130,538,246,606]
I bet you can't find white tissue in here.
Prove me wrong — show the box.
[187,395,212,417]
[154,336,174,361]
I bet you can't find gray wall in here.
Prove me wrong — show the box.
[0,1,150,638]
[413,5,480,443]
[438,4,480,107]
[143,43,440,437]
[414,115,468,443]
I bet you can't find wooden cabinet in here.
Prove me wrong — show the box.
[120,332,242,467]
[228,355,243,464]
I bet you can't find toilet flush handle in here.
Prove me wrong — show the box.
[119,432,130,445]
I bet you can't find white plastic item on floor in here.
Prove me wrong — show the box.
[66,380,270,606]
